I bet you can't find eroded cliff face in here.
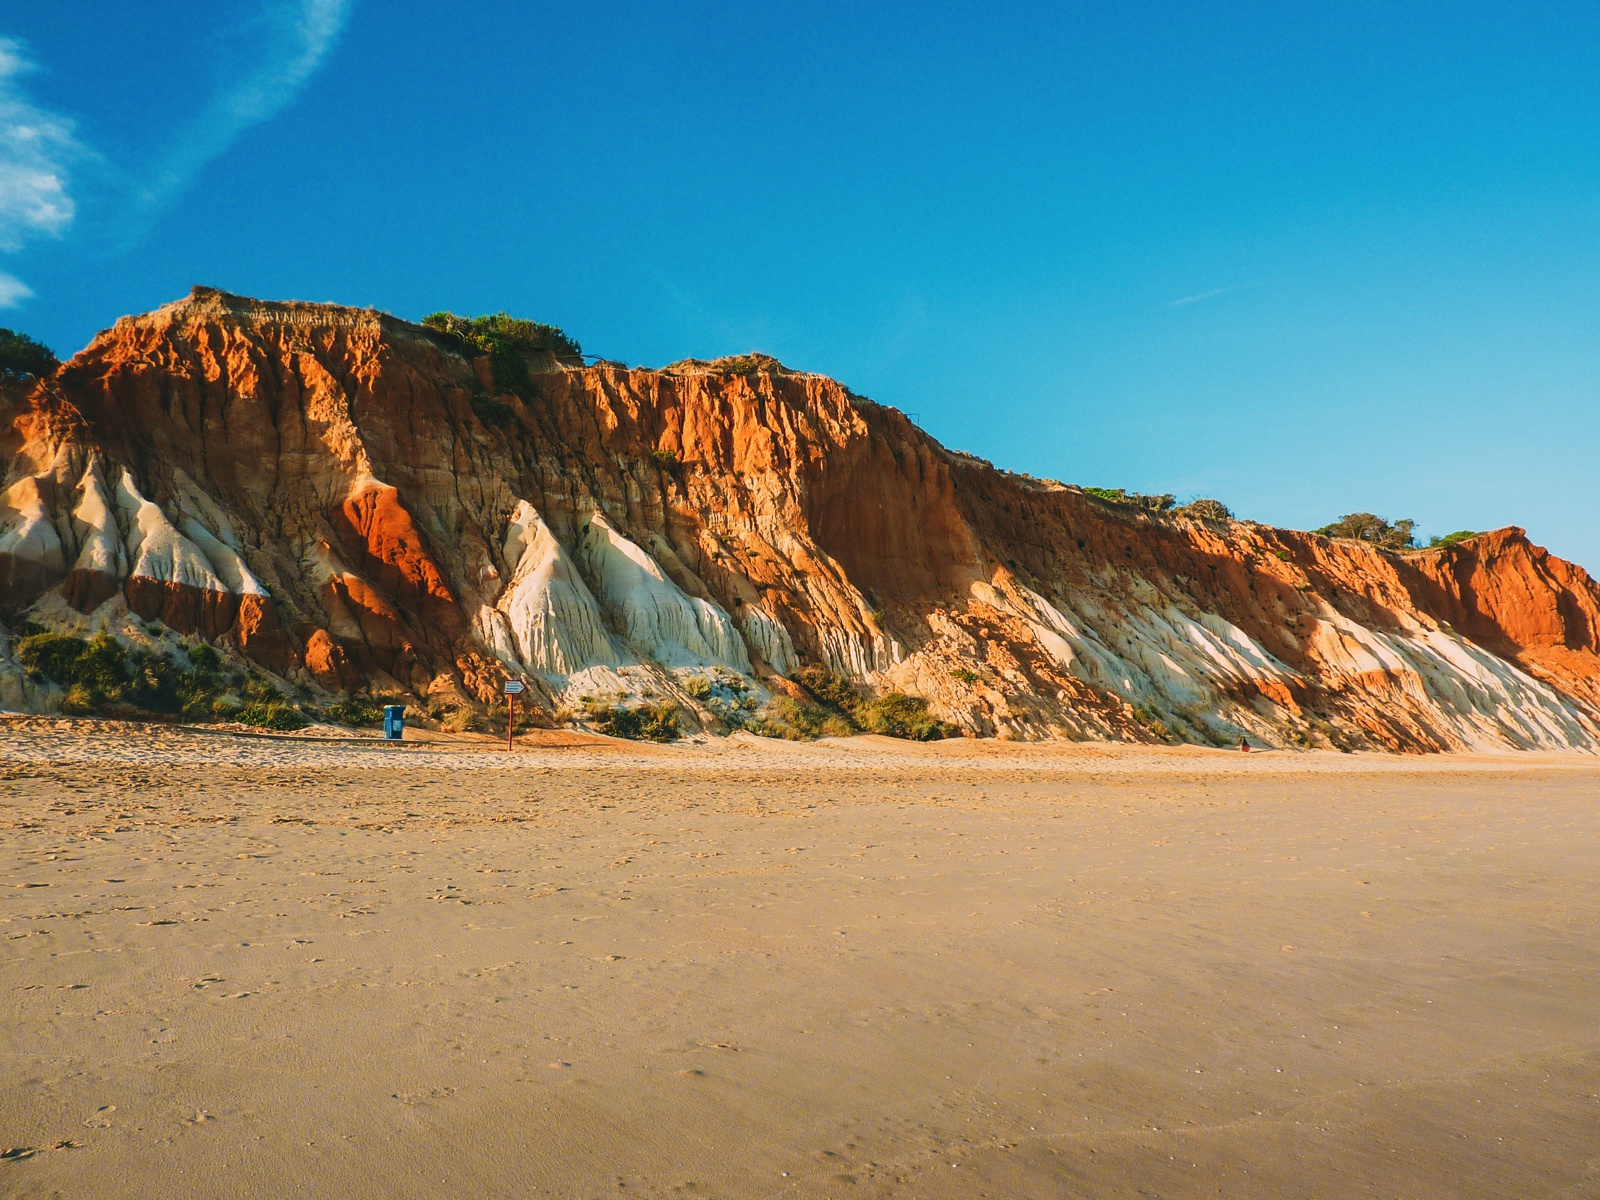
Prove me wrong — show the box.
[2,287,1598,751]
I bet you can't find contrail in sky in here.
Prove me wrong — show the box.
[1169,285,1237,307]
[137,0,353,221]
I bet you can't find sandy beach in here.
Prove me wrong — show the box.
[2,719,1597,1198]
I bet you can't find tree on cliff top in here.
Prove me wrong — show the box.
[1318,512,1416,550]
[1176,498,1233,522]
[0,328,58,380]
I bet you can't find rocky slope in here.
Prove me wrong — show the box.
[2,287,1598,751]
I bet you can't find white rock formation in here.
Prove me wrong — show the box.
[1308,610,1597,750]
[738,605,797,674]
[575,510,751,673]
[114,470,227,594]
[480,501,624,677]
[0,475,65,580]
[69,460,126,581]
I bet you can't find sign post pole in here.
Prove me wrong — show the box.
[503,679,526,752]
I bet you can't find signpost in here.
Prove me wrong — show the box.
[503,679,525,751]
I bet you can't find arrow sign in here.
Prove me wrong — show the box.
[503,680,526,751]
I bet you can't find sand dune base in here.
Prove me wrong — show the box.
[2,721,1597,1197]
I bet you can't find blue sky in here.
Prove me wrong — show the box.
[4,1,1599,569]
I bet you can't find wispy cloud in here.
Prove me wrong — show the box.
[136,0,352,222]
[1169,285,1238,307]
[0,2,353,302]
[0,269,32,308]
[0,38,87,302]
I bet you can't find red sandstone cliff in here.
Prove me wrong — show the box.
[2,288,1597,752]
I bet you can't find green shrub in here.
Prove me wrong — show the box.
[236,700,309,731]
[0,327,58,380]
[681,672,767,732]
[19,632,131,706]
[180,692,215,722]
[651,448,679,468]
[586,700,679,742]
[1427,530,1481,549]
[324,698,382,727]
[441,706,482,733]
[423,311,582,396]
[440,312,582,358]
[1317,513,1416,551]
[241,678,280,704]
[792,664,861,713]
[1082,487,1176,512]
[712,354,780,377]
[754,696,853,741]
[950,667,981,685]
[1177,498,1233,522]
[854,693,954,741]
[124,648,187,713]
[17,631,305,725]
[189,643,223,675]
[789,664,955,741]
[60,683,96,716]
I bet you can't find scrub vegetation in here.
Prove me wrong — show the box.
[1082,487,1177,512]
[323,698,383,727]
[1175,498,1233,522]
[710,354,782,378]
[422,312,583,395]
[585,699,681,742]
[13,630,395,731]
[768,664,956,742]
[15,631,309,728]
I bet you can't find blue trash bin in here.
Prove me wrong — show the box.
[383,704,405,741]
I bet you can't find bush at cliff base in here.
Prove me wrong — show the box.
[323,698,383,727]
[16,631,307,728]
[783,665,956,741]
[585,700,680,742]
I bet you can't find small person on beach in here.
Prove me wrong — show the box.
[1239,737,1250,752]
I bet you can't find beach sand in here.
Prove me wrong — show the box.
[2,718,1597,1198]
